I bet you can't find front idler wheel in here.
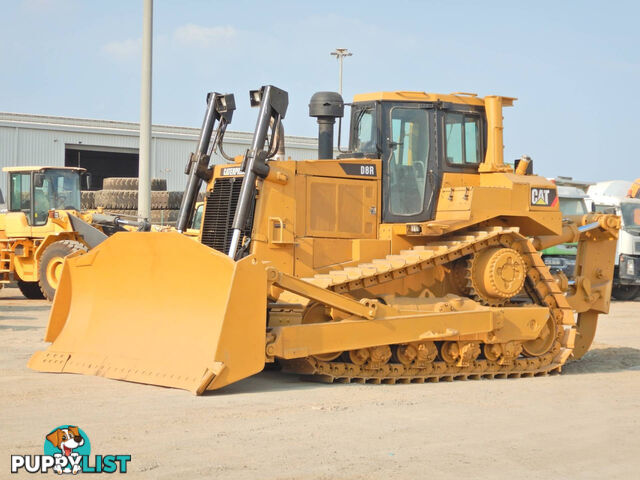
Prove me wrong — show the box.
[522,317,557,357]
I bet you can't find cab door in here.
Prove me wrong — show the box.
[7,172,33,237]
[382,105,438,223]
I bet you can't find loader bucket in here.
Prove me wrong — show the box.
[28,232,267,394]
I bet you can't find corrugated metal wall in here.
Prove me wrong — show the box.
[0,113,319,194]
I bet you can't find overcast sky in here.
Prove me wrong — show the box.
[1,0,638,181]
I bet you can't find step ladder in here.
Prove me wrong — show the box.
[0,239,15,284]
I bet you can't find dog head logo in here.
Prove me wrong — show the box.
[11,425,130,474]
[46,427,84,457]
[44,425,91,474]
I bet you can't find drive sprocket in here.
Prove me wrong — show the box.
[467,246,526,306]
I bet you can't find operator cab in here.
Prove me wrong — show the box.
[347,92,488,224]
[3,167,85,225]
[191,202,204,230]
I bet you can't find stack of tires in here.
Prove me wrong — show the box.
[81,191,96,209]
[90,177,183,225]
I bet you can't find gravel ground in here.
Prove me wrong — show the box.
[1,285,639,479]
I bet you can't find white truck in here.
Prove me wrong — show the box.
[587,181,640,300]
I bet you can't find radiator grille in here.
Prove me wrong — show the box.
[201,177,254,256]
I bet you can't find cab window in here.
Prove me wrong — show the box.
[9,173,31,214]
[191,204,204,230]
[28,170,81,225]
[388,107,430,216]
[45,170,81,211]
[445,113,482,165]
[559,198,587,215]
[353,107,377,154]
[594,204,617,215]
[621,202,640,230]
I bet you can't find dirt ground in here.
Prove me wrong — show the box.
[1,285,639,479]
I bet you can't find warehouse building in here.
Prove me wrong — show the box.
[0,112,319,194]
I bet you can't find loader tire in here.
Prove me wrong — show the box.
[95,190,137,209]
[151,191,168,209]
[103,177,167,191]
[149,191,183,209]
[95,190,180,210]
[611,285,640,301]
[168,191,183,209]
[80,191,96,210]
[38,240,88,301]
[81,191,96,210]
[17,280,45,300]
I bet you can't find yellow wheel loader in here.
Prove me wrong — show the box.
[0,167,150,300]
[29,87,620,394]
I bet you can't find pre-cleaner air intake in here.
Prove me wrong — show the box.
[309,91,344,160]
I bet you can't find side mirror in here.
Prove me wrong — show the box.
[34,173,44,188]
[82,172,93,190]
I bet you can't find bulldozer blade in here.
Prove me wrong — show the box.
[572,310,598,360]
[28,232,267,394]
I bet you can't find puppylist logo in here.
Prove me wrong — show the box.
[10,425,131,474]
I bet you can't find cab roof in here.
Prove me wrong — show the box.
[352,91,516,107]
[2,166,86,173]
[557,186,587,199]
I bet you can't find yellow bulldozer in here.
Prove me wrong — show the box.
[0,166,150,300]
[29,87,620,394]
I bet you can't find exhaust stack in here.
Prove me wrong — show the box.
[309,92,344,159]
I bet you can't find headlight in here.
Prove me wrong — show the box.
[626,259,635,276]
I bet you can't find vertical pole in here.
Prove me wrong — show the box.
[138,0,153,219]
[338,56,343,95]
[330,48,351,97]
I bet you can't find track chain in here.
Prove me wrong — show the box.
[279,227,575,384]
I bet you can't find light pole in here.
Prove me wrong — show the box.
[138,0,153,219]
[330,48,352,95]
